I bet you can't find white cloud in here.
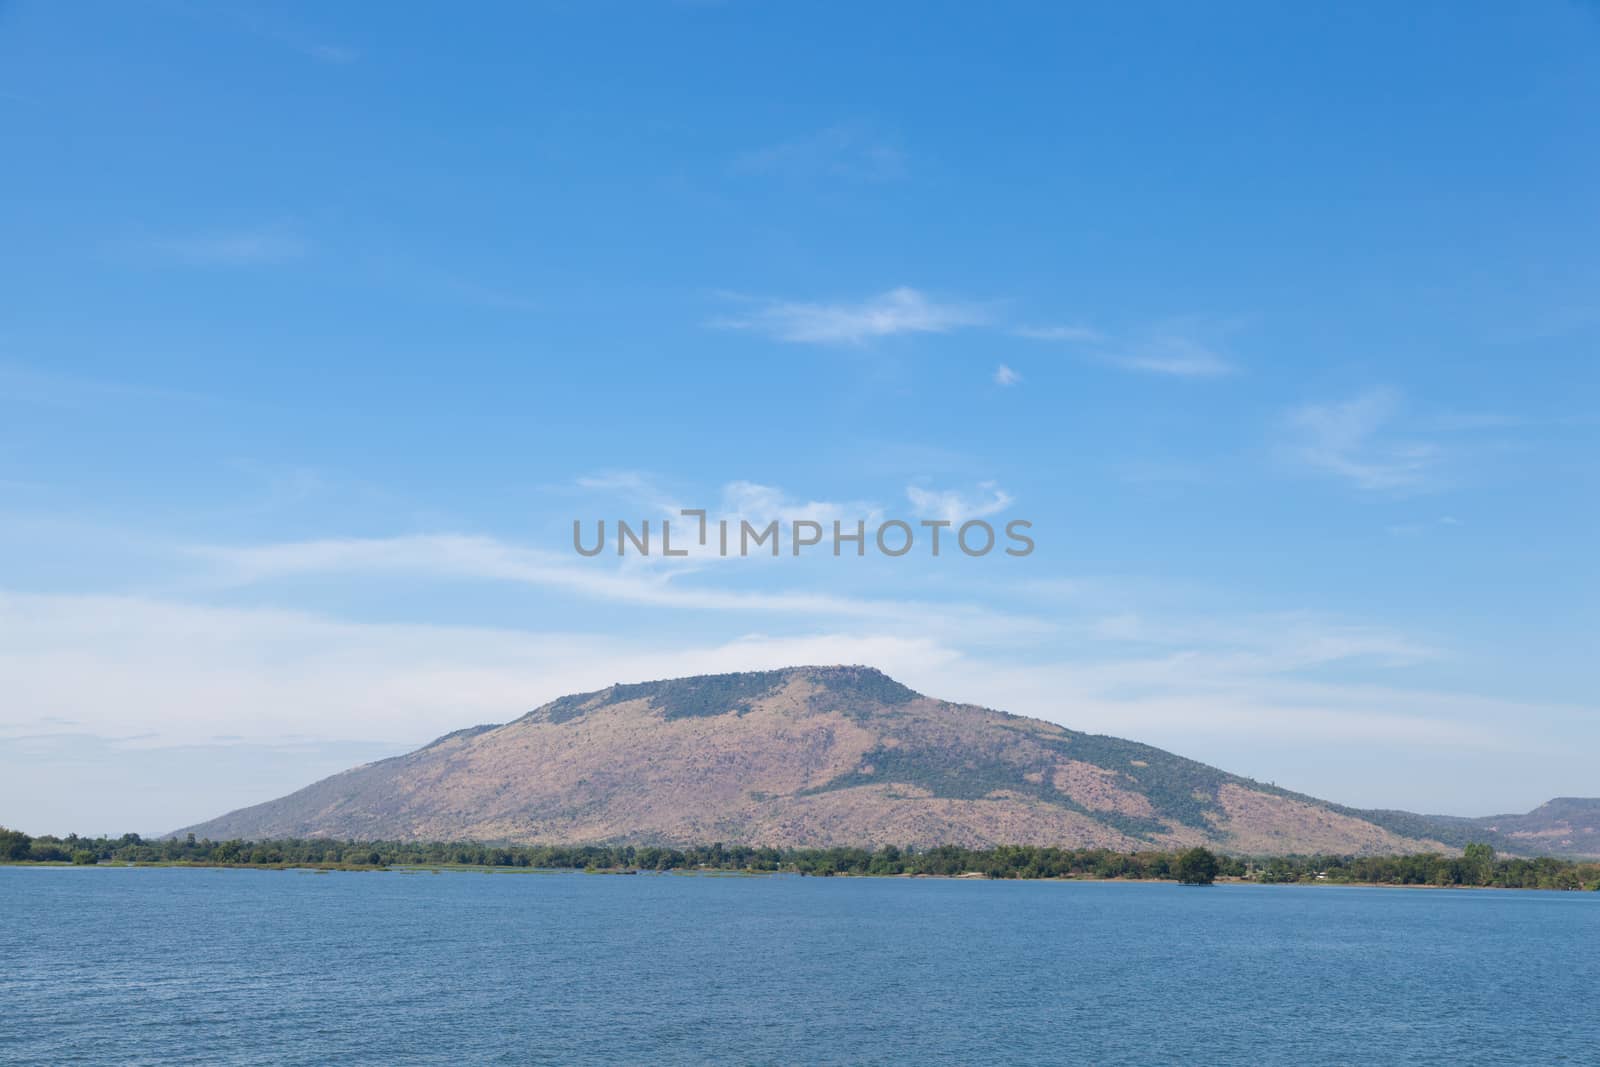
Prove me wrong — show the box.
[189,532,1047,638]
[1387,516,1464,537]
[301,43,359,64]
[711,287,987,344]
[0,591,960,749]
[1427,413,1523,432]
[0,588,1491,755]
[574,469,671,506]
[6,587,1590,829]
[1285,387,1442,490]
[1013,325,1105,343]
[575,471,654,492]
[0,588,1481,753]
[0,363,204,408]
[1072,609,1439,673]
[220,7,360,65]
[717,479,878,534]
[141,225,308,266]
[905,481,1015,524]
[1105,335,1234,377]
[733,123,906,182]
[1016,323,1236,377]
[713,295,1236,377]
[573,474,886,564]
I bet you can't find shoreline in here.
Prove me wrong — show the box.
[3,860,1595,893]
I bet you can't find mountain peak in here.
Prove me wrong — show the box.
[518,664,922,726]
[176,665,1595,858]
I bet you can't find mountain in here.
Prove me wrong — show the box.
[176,666,1581,856]
[1462,798,1600,858]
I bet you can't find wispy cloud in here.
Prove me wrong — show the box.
[0,363,205,408]
[1018,323,1236,377]
[1426,412,1523,432]
[574,474,883,562]
[575,470,664,498]
[362,251,540,312]
[906,481,1015,525]
[1074,608,1439,672]
[1103,335,1234,377]
[0,593,953,749]
[718,479,880,535]
[435,277,538,312]
[299,43,359,64]
[216,7,360,65]
[189,532,1045,638]
[7,584,1588,827]
[733,123,906,182]
[711,287,987,344]
[714,292,1235,376]
[1013,325,1104,343]
[1387,515,1464,537]
[1284,387,1442,491]
[138,225,308,266]
[0,588,1493,756]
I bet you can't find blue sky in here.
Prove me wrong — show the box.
[2,1,1596,834]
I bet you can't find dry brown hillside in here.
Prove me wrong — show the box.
[179,665,1461,854]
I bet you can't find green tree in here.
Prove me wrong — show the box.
[70,850,97,865]
[1463,842,1495,886]
[1175,846,1219,886]
[0,826,32,861]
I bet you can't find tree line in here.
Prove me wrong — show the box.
[2,828,1596,890]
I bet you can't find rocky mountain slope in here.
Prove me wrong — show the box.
[176,666,1582,856]
[1462,798,1600,858]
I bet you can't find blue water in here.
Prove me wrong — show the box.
[2,868,1596,1066]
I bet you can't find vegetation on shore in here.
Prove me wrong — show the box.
[4,828,1598,890]
[1176,846,1222,885]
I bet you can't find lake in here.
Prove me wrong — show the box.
[2,867,1596,1065]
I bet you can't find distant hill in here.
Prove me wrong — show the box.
[175,666,1590,857]
[1460,798,1600,858]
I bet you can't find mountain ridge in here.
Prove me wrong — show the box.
[176,666,1597,857]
